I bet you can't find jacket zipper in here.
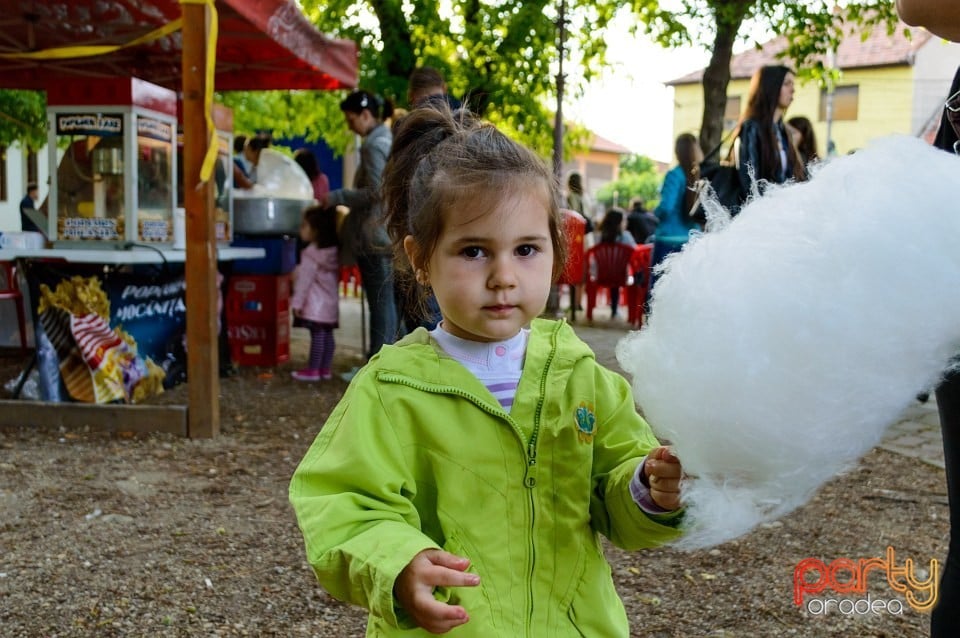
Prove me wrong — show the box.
[379,321,562,637]
[525,324,557,638]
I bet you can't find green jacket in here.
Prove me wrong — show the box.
[289,319,682,637]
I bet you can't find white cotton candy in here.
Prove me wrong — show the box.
[616,136,960,550]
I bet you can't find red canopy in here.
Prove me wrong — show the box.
[0,0,357,91]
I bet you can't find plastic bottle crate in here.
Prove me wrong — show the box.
[227,311,290,367]
[226,274,291,324]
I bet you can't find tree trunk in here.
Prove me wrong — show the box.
[369,0,415,89]
[699,1,751,155]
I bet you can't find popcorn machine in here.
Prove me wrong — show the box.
[45,77,178,246]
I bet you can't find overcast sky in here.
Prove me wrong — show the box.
[567,10,711,163]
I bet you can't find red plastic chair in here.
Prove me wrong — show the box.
[628,244,654,328]
[557,210,586,320]
[584,243,637,321]
[0,262,27,351]
[339,264,362,297]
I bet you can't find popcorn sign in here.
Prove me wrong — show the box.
[61,218,120,240]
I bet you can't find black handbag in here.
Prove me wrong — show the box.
[698,161,743,212]
[692,131,746,219]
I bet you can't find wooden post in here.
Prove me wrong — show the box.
[181,1,220,438]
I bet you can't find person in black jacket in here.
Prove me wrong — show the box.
[894,3,960,635]
[735,65,806,199]
[928,66,960,638]
[19,182,44,234]
[625,197,658,244]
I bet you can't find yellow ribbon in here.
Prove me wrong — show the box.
[0,20,182,60]
[180,0,219,184]
[2,2,219,185]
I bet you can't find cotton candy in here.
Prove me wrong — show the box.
[616,135,960,550]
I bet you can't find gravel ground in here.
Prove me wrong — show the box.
[0,340,949,637]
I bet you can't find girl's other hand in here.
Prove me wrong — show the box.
[395,548,480,634]
[644,446,683,511]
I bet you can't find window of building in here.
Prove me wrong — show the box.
[27,149,38,185]
[819,85,859,121]
[585,162,613,183]
[724,96,742,131]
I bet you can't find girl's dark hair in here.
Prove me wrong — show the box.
[233,135,247,154]
[599,208,625,244]
[408,67,446,105]
[742,65,804,182]
[247,136,268,153]
[340,89,395,121]
[744,65,790,128]
[293,148,320,181]
[567,171,583,195]
[382,105,566,319]
[675,132,702,221]
[787,116,819,163]
[302,205,339,249]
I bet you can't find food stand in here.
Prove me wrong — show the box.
[0,0,358,437]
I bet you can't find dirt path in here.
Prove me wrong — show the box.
[0,323,949,636]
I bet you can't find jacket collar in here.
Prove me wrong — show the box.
[373,318,594,386]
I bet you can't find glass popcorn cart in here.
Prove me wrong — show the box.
[44,77,177,247]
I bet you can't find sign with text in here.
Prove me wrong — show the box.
[25,262,218,403]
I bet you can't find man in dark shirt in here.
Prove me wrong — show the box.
[19,182,44,234]
[626,197,659,244]
[407,66,463,111]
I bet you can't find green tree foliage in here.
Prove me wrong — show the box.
[628,0,900,153]
[595,153,662,209]
[233,0,624,157]
[0,1,900,163]
[0,90,47,150]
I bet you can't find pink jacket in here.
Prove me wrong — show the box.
[292,245,339,324]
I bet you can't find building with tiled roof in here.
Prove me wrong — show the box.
[667,20,960,156]
[561,133,635,213]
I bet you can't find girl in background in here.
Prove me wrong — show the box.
[787,115,820,166]
[735,64,806,196]
[290,106,683,636]
[651,133,703,295]
[294,148,331,203]
[595,207,637,319]
[290,206,339,381]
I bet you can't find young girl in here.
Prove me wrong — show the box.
[595,207,636,319]
[289,107,683,636]
[290,206,339,381]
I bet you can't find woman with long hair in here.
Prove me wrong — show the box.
[323,89,398,369]
[649,133,703,296]
[736,65,806,197]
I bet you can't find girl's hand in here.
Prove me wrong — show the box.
[644,446,683,511]
[395,549,480,634]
